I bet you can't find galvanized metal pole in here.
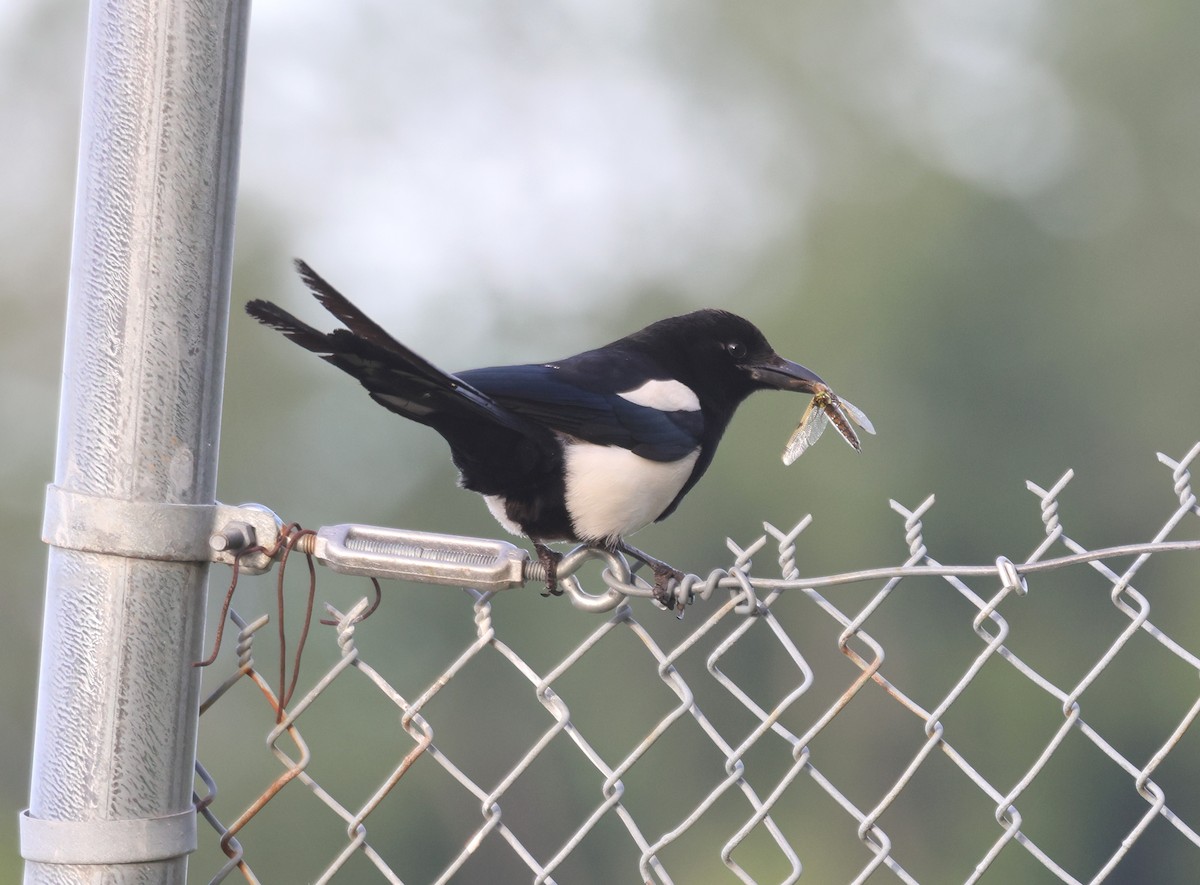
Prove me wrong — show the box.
[23,0,249,881]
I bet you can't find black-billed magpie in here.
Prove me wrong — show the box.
[247,261,831,603]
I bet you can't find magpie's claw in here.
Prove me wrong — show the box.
[651,563,687,612]
[618,541,687,612]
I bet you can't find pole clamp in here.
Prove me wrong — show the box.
[19,807,197,865]
[42,485,279,574]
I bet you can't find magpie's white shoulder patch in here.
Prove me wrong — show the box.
[617,379,700,412]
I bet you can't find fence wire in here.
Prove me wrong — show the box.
[193,443,1200,884]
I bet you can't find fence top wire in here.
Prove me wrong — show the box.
[193,441,1200,884]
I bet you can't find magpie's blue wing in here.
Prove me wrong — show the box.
[460,364,704,462]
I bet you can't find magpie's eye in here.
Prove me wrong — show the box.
[725,341,747,359]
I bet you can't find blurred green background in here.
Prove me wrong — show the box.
[3,0,1199,882]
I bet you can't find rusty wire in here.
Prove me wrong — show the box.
[195,521,381,725]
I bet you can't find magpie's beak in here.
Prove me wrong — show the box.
[747,354,825,394]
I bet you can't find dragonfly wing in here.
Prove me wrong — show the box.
[782,400,827,465]
[839,398,876,436]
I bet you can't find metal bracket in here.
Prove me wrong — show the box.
[19,807,196,865]
[42,486,280,574]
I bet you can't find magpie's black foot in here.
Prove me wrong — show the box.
[618,541,687,611]
[651,563,687,611]
[535,543,563,596]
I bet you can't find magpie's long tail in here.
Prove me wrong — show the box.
[245,260,529,437]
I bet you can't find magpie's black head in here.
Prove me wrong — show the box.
[626,309,824,412]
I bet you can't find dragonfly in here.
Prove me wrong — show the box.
[782,383,875,465]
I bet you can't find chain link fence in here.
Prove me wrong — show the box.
[191,442,1200,884]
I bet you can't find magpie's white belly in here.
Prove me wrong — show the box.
[563,443,699,544]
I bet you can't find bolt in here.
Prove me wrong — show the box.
[523,559,549,584]
[210,521,256,553]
